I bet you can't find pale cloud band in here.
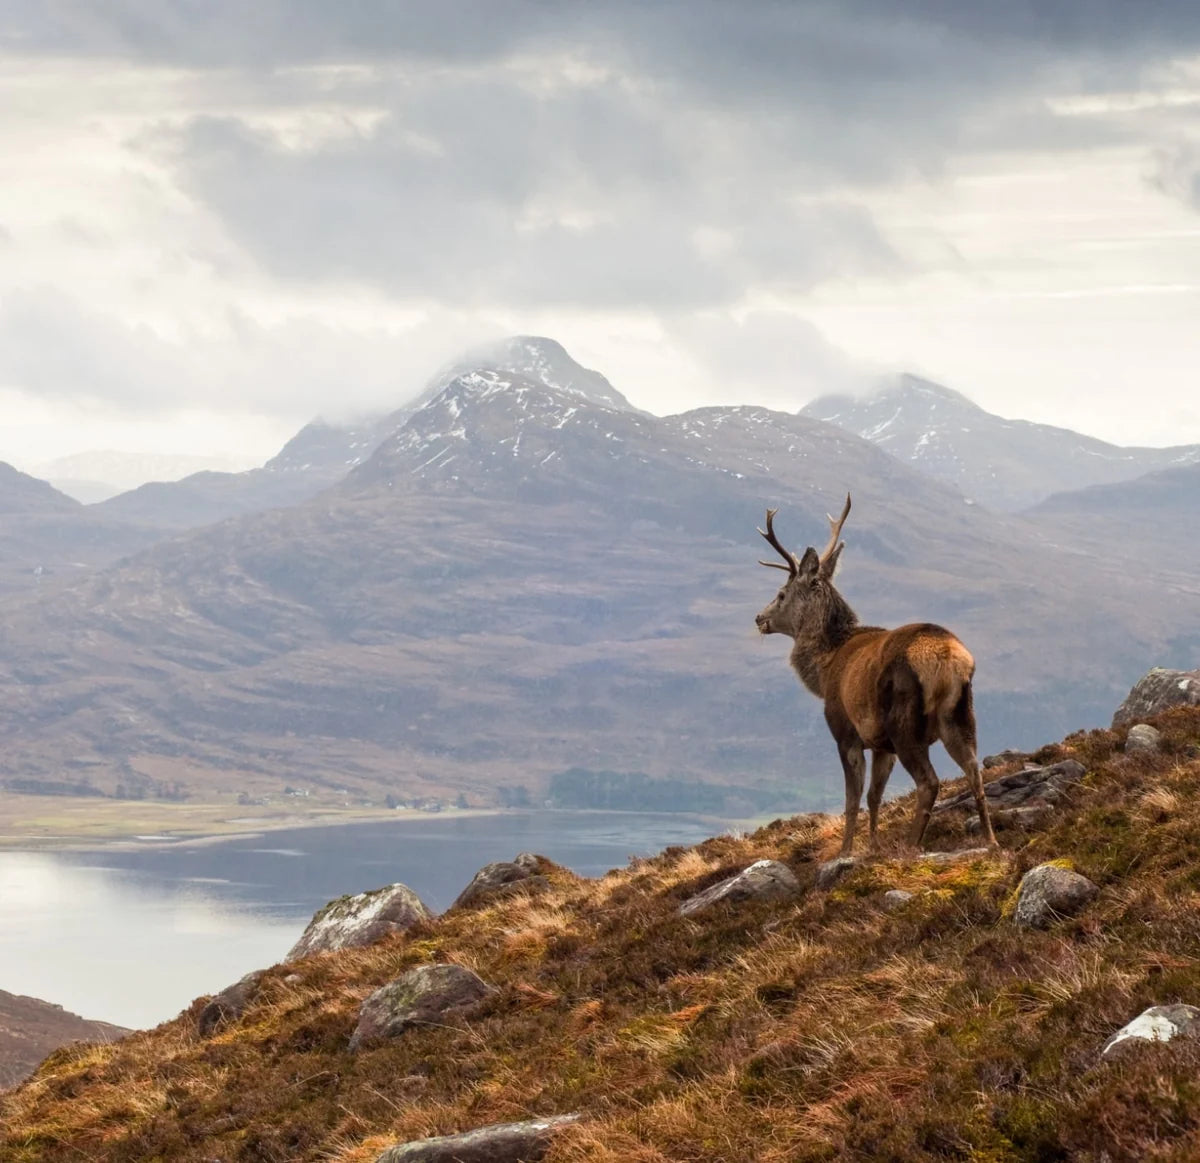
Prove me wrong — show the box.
[0,2,1199,461]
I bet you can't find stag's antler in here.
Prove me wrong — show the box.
[758,508,798,575]
[819,493,852,570]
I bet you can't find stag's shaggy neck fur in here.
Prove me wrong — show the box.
[788,583,867,698]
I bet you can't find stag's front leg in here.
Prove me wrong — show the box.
[836,738,866,857]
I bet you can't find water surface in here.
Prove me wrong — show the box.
[0,811,724,1028]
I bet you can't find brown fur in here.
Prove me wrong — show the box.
[756,507,997,854]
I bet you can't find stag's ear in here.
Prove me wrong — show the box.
[798,546,820,582]
[820,540,845,579]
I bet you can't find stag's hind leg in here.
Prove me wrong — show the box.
[836,737,866,857]
[939,684,998,848]
[893,743,939,850]
[882,659,939,850]
[867,750,896,850]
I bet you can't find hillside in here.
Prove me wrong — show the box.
[1032,462,1200,590]
[0,462,159,596]
[1,366,1193,815]
[802,374,1200,511]
[4,708,1200,1161]
[0,991,125,1090]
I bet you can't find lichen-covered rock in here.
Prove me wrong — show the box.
[919,848,995,865]
[452,860,548,910]
[1113,668,1200,727]
[350,964,495,1052]
[286,883,432,961]
[197,970,266,1037]
[375,1114,580,1162]
[966,804,1052,834]
[1125,723,1164,754]
[678,859,800,917]
[934,759,1085,815]
[881,889,914,911]
[1101,1005,1200,1060]
[1013,863,1098,928]
[982,749,1032,769]
[815,856,858,891]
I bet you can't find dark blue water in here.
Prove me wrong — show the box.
[0,812,724,1029]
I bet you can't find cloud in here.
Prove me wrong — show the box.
[0,286,489,421]
[662,310,870,411]
[1151,142,1200,210]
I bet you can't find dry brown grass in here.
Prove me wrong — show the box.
[4,709,1200,1162]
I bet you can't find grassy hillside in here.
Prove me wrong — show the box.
[4,709,1200,1162]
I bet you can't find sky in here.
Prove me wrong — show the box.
[1,1,1199,469]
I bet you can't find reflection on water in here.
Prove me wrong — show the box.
[0,811,722,1029]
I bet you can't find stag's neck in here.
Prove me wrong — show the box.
[788,588,860,699]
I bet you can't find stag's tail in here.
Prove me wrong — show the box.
[904,625,976,721]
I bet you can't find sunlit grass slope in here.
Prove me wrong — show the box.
[4,709,1200,1162]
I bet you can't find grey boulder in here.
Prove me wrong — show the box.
[376,1114,580,1163]
[881,889,914,911]
[678,859,801,917]
[1125,723,1164,754]
[197,970,266,1037]
[350,964,495,1052]
[1101,1005,1200,1060]
[1113,667,1200,727]
[815,856,858,891]
[287,883,433,961]
[1013,863,1098,928]
[452,859,549,910]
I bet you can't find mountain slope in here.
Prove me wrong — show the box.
[1029,463,1200,667]
[0,462,159,596]
[0,990,125,1089]
[803,374,1200,511]
[6,710,1200,1161]
[0,373,1194,815]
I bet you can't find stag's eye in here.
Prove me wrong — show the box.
[777,590,786,601]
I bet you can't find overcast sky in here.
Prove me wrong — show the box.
[1,1,1199,467]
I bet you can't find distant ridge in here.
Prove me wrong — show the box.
[803,373,1200,511]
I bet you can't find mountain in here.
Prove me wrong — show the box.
[0,462,159,596]
[0,367,1194,816]
[27,451,252,504]
[1029,463,1200,666]
[5,709,1200,1161]
[0,989,125,1088]
[802,374,1200,511]
[94,336,631,533]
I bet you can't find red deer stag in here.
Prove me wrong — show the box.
[755,496,997,854]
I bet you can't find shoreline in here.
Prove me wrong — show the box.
[0,798,763,854]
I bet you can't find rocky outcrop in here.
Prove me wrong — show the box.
[678,860,800,917]
[1013,863,1098,928]
[881,889,914,911]
[815,856,858,891]
[197,970,266,1038]
[287,883,433,961]
[1125,723,1163,754]
[918,848,995,865]
[966,804,1052,834]
[1113,668,1200,727]
[376,1115,581,1162]
[1101,1005,1200,1060]
[350,965,495,1052]
[452,858,549,910]
[935,759,1085,834]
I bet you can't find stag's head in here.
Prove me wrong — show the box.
[754,495,851,637]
